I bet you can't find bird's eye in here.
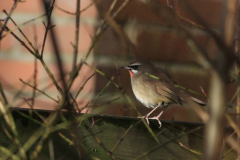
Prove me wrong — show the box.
[131,65,138,70]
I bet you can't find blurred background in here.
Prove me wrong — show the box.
[0,0,237,123]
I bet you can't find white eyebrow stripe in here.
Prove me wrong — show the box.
[129,62,141,66]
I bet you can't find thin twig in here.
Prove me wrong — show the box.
[54,5,76,15]
[30,58,38,112]
[0,102,27,159]
[79,102,89,113]
[94,97,120,108]
[0,0,21,38]
[12,74,34,101]
[24,121,71,159]
[1,14,46,40]
[79,77,114,122]
[112,0,129,18]
[3,10,37,52]
[72,0,81,70]
[31,24,38,52]
[83,122,116,160]
[88,76,114,109]
[30,115,73,159]
[225,113,240,138]
[133,126,203,160]
[0,146,20,160]
[20,79,58,103]
[40,6,54,58]
[113,49,123,89]
[220,131,235,159]
[58,132,74,145]
[111,120,141,153]
[75,73,95,99]
[0,23,39,58]
[199,85,208,97]
[229,87,240,104]
[170,7,205,30]
[222,131,235,158]
[178,141,202,155]
[107,0,118,16]
[16,109,44,126]
[39,59,64,95]
[226,136,240,154]
[68,92,79,112]
[2,125,14,142]
[0,82,8,105]
[54,0,96,15]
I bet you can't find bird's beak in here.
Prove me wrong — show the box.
[120,66,130,70]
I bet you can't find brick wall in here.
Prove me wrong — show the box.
[0,0,97,111]
[0,0,236,122]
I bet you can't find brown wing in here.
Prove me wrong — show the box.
[143,77,183,105]
[139,59,204,106]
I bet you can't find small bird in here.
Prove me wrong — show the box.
[121,59,205,127]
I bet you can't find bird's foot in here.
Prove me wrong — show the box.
[149,116,162,128]
[149,111,164,128]
[137,115,150,125]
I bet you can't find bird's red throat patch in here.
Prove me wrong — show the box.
[128,70,134,77]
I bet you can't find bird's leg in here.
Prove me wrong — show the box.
[138,103,161,125]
